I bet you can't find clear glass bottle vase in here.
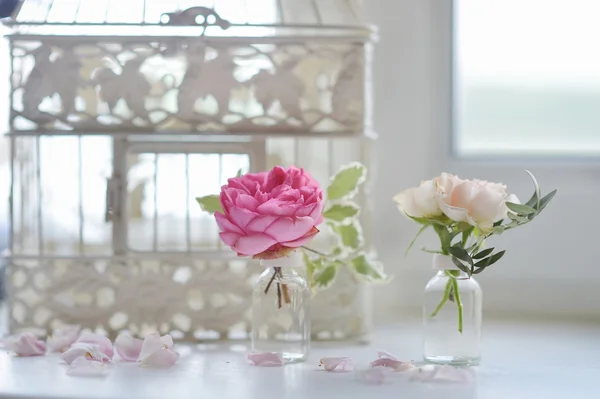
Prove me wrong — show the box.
[251,253,310,363]
[423,254,482,366]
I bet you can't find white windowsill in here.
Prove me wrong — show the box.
[0,319,598,399]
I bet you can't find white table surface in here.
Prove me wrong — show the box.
[0,319,598,399]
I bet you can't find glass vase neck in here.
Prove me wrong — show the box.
[259,250,303,269]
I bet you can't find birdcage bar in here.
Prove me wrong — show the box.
[8,137,15,253]
[152,153,159,251]
[35,136,43,255]
[77,135,84,253]
[185,153,191,252]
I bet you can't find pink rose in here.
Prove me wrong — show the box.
[216,166,323,259]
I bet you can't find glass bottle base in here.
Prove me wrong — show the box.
[424,355,480,367]
[280,352,307,364]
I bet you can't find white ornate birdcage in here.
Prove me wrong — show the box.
[1,0,377,341]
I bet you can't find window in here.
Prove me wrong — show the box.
[454,0,600,157]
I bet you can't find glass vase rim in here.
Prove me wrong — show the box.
[432,253,460,271]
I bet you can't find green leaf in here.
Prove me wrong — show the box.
[406,224,429,257]
[302,251,320,287]
[323,203,360,223]
[524,169,541,209]
[473,247,494,259]
[493,226,505,235]
[506,202,536,215]
[487,250,506,266]
[461,226,474,246]
[448,246,472,265]
[313,264,338,290]
[236,169,244,178]
[331,221,364,249]
[350,254,388,282]
[433,224,452,252]
[474,257,492,269]
[537,190,557,213]
[327,162,367,200]
[195,195,223,214]
[508,213,529,223]
[451,257,471,275]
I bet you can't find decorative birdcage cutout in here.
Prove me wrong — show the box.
[2,0,378,341]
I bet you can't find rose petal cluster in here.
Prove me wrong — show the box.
[216,166,323,259]
[394,173,519,232]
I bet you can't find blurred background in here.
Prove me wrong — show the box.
[0,0,598,325]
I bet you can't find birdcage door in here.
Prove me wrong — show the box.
[107,136,267,255]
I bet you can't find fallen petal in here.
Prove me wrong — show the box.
[412,365,473,383]
[160,334,174,350]
[370,358,414,371]
[67,356,108,378]
[47,325,81,353]
[114,333,143,362]
[247,352,284,367]
[60,343,110,365]
[319,357,354,372]
[2,333,46,356]
[377,351,399,360]
[139,348,180,368]
[76,332,114,360]
[138,333,166,362]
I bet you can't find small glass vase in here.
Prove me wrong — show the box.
[251,252,310,363]
[423,254,482,366]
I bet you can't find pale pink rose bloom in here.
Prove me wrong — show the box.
[138,334,179,368]
[216,166,323,259]
[435,173,519,232]
[75,332,114,360]
[47,325,81,353]
[319,357,354,372]
[2,333,46,356]
[114,332,144,362]
[394,179,443,219]
[247,352,284,367]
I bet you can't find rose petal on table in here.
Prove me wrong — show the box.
[47,325,81,353]
[247,352,284,367]
[2,333,46,356]
[138,333,174,362]
[410,365,473,383]
[370,358,414,371]
[76,332,114,360]
[60,343,111,365]
[376,351,399,360]
[139,348,180,368]
[66,356,109,378]
[319,357,354,372]
[114,332,144,362]
[160,334,174,350]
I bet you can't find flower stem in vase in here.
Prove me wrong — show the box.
[446,270,464,333]
[264,267,292,309]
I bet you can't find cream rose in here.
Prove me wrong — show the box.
[434,173,519,232]
[393,179,443,219]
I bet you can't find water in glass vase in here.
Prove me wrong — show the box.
[423,255,482,366]
[251,258,310,363]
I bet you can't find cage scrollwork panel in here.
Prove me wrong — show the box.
[9,39,366,135]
